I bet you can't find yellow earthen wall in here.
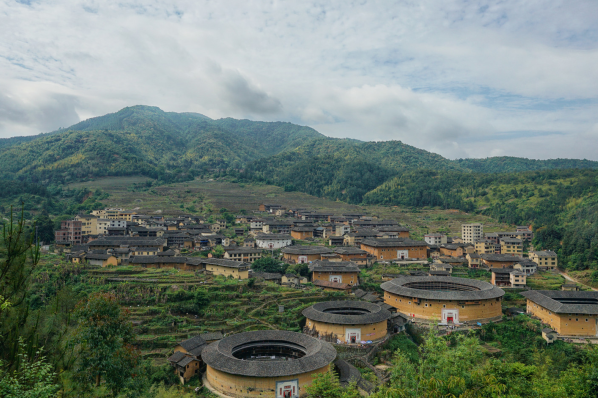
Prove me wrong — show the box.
[312,271,359,285]
[206,364,330,398]
[207,265,249,279]
[360,244,427,260]
[526,299,597,336]
[384,292,502,322]
[305,319,387,342]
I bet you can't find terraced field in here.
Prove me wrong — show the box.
[80,266,350,365]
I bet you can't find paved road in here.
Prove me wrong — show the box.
[558,270,598,291]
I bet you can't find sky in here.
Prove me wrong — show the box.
[1,0,597,160]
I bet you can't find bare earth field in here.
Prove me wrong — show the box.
[68,176,511,237]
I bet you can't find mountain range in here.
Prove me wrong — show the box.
[0,105,596,188]
[2,105,598,270]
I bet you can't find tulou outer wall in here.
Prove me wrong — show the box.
[305,318,387,343]
[525,299,598,336]
[384,291,502,322]
[206,364,330,398]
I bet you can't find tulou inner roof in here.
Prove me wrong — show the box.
[201,330,336,377]
[381,276,504,301]
[302,301,391,325]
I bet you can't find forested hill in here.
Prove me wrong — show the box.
[1,104,597,185]
[0,105,325,183]
[456,156,598,173]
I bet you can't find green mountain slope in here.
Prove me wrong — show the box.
[0,106,325,183]
[456,156,598,173]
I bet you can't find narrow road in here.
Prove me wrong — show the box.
[557,270,598,291]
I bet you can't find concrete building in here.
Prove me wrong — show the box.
[202,330,336,398]
[424,233,447,245]
[381,276,504,325]
[500,238,523,255]
[490,268,527,288]
[461,223,483,244]
[302,301,391,344]
[528,250,558,270]
[55,220,83,245]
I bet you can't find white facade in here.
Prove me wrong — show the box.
[109,220,127,228]
[256,236,292,249]
[461,223,483,244]
[424,234,447,245]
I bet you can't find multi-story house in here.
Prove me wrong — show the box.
[461,223,483,244]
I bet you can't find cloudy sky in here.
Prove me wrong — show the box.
[1,0,597,159]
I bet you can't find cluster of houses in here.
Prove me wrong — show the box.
[423,223,557,289]
[56,207,561,292]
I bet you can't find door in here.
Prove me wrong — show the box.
[298,256,307,264]
[329,275,342,283]
[397,250,408,260]
[442,309,459,324]
[276,380,298,398]
[345,328,361,343]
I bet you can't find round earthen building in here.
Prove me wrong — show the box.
[302,301,391,344]
[202,330,336,398]
[381,276,504,324]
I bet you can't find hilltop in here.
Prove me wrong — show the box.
[0,105,596,189]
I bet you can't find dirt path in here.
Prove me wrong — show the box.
[558,270,598,291]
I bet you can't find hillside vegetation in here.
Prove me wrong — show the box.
[2,105,598,272]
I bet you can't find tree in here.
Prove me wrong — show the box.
[286,263,309,276]
[211,245,225,258]
[306,371,360,398]
[72,293,140,396]
[194,289,209,310]
[0,207,40,360]
[0,340,59,398]
[252,257,287,273]
[33,212,55,244]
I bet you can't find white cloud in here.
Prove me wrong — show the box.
[0,0,597,159]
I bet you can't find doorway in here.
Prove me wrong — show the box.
[345,328,361,343]
[441,309,459,324]
[276,380,298,398]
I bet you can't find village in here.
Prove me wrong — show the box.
[50,203,598,397]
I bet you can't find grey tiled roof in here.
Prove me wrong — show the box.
[335,359,362,386]
[89,237,166,246]
[532,250,557,257]
[130,256,187,264]
[186,258,251,269]
[255,234,292,240]
[281,246,333,255]
[312,265,360,273]
[481,254,525,262]
[520,290,598,315]
[201,330,336,377]
[178,336,207,353]
[334,247,368,255]
[361,238,428,248]
[381,276,504,301]
[168,351,186,363]
[85,253,113,260]
[200,332,224,341]
[177,356,195,367]
[302,301,391,325]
